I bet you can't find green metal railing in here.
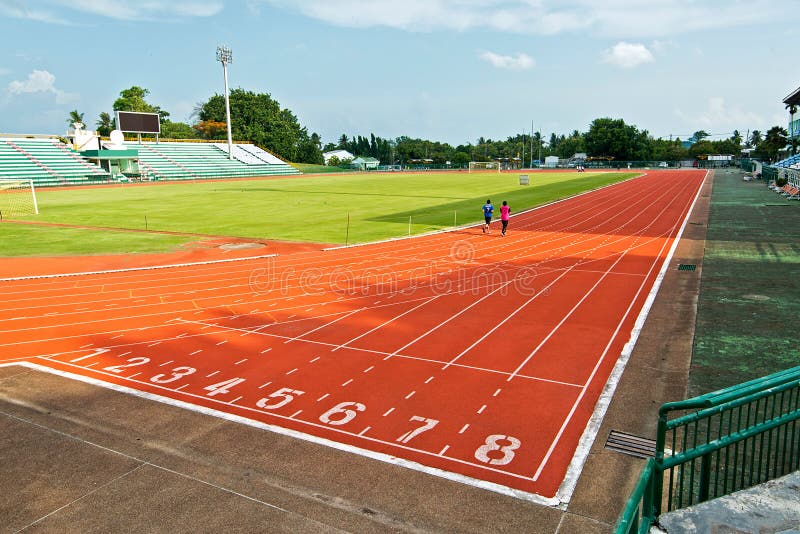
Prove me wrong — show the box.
[616,365,800,534]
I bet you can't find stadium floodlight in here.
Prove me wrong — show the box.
[216,45,234,160]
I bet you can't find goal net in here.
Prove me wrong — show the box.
[468,161,501,173]
[0,178,39,219]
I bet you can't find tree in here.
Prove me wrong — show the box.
[67,110,84,127]
[749,130,762,147]
[690,130,709,144]
[113,86,170,122]
[297,131,324,164]
[757,126,788,162]
[585,118,640,160]
[197,88,315,162]
[160,120,198,139]
[96,112,113,136]
[193,120,228,139]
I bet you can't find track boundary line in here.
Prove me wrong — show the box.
[0,254,278,282]
[0,361,562,507]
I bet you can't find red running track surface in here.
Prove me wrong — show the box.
[0,170,707,505]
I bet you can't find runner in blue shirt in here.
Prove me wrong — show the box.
[482,199,494,234]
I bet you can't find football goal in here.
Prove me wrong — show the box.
[0,178,39,219]
[468,161,501,173]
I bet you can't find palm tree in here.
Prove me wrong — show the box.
[749,130,762,147]
[96,112,113,136]
[67,109,84,127]
[763,126,788,162]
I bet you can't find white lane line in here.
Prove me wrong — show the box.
[234,359,248,365]
[309,356,320,363]
[282,307,364,344]
[173,317,582,387]
[505,242,633,382]
[286,368,298,375]
[174,384,189,391]
[359,426,371,436]
[332,296,439,352]
[459,424,470,434]
[477,405,487,414]
[439,445,450,456]
[363,366,374,373]
[493,388,502,397]
[424,376,434,384]
[290,410,303,418]
[405,391,416,400]
[159,360,174,367]
[383,407,395,417]
[69,348,110,363]
[259,382,272,389]
[342,379,353,387]
[317,393,330,402]
[260,348,272,354]
[384,281,513,360]
[190,350,203,356]
[206,371,220,378]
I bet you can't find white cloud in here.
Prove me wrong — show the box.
[602,42,654,69]
[256,0,791,37]
[675,97,765,131]
[479,51,535,71]
[0,0,69,24]
[0,68,10,76]
[0,0,223,23]
[7,70,76,104]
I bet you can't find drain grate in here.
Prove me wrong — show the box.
[677,264,696,271]
[605,430,658,459]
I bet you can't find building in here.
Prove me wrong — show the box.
[322,149,354,165]
[351,156,380,171]
[784,85,800,151]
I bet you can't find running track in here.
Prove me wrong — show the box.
[0,170,706,505]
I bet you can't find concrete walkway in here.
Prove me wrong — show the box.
[657,471,800,533]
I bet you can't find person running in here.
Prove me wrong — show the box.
[500,200,510,236]
[482,199,494,234]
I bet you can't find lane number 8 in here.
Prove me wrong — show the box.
[474,434,521,466]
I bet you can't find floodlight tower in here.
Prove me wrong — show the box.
[216,45,234,160]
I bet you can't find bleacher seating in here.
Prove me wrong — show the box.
[0,138,110,186]
[130,142,299,180]
[772,154,800,168]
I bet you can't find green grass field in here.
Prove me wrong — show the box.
[0,170,636,257]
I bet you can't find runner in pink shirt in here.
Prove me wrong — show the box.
[500,200,510,236]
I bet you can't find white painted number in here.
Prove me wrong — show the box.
[70,348,110,363]
[319,401,365,426]
[204,377,246,397]
[474,434,521,466]
[150,366,197,384]
[396,416,439,444]
[256,387,305,410]
[103,357,150,373]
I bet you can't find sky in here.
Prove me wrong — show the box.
[0,0,797,147]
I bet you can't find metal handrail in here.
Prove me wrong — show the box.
[616,366,800,534]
